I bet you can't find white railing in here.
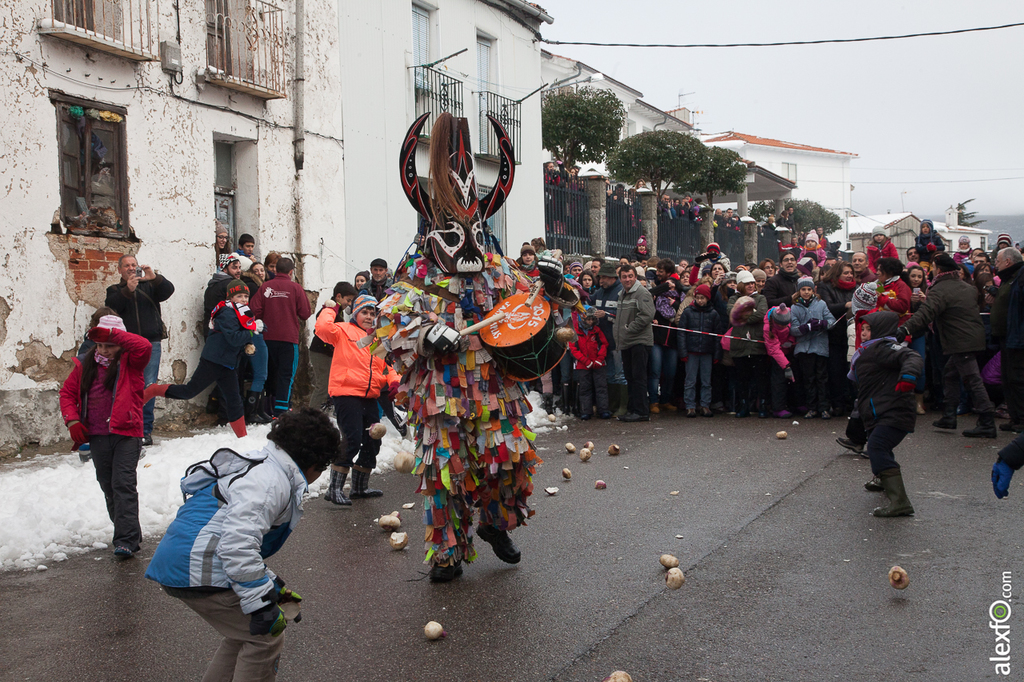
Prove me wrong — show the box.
[39,0,159,61]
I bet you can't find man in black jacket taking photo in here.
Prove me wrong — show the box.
[105,254,175,446]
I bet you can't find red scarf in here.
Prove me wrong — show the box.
[210,301,258,332]
[834,278,857,291]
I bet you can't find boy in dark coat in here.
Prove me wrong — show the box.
[568,307,610,419]
[848,310,923,517]
[145,280,256,438]
[677,284,722,417]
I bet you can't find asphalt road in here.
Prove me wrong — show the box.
[4,412,1021,682]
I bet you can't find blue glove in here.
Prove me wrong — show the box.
[993,459,1014,499]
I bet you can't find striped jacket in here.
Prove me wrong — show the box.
[145,443,308,614]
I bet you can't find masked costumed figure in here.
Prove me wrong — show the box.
[372,112,580,582]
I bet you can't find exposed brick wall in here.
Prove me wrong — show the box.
[48,233,138,308]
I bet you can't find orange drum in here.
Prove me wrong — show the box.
[479,291,566,381]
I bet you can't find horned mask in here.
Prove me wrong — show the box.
[400,112,515,275]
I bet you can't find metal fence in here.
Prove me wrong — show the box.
[205,0,286,97]
[415,66,464,134]
[757,224,779,264]
[606,189,642,258]
[478,90,521,161]
[656,213,700,263]
[714,223,745,266]
[543,175,590,255]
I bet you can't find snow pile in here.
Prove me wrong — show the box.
[0,393,566,571]
[0,421,414,571]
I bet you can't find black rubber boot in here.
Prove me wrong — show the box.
[735,400,749,418]
[349,468,383,498]
[872,468,914,517]
[245,391,271,425]
[560,383,572,416]
[476,525,521,564]
[429,560,463,583]
[962,412,997,439]
[542,394,554,414]
[932,409,957,430]
[323,468,351,506]
[256,391,274,423]
[864,476,884,492]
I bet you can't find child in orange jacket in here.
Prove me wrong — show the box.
[315,293,398,504]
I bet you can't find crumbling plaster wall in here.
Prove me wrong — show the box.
[0,0,347,452]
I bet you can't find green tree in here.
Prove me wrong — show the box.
[541,87,626,170]
[685,146,747,209]
[606,130,707,200]
[748,201,774,222]
[956,198,985,227]
[780,199,842,236]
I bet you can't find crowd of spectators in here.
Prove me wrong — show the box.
[533,221,1024,438]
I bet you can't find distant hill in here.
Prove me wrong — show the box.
[922,214,1023,245]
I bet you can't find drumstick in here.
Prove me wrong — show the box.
[460,312,506,336]
[525,283,542,308]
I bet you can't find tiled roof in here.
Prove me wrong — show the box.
[704,131,857,157]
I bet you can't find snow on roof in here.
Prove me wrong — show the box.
[847,213,917,234]
[931,221,991,235]
[703,131,858,157]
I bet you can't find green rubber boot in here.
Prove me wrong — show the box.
[872,468,914,517]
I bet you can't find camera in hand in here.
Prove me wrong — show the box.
[135,267,144,278]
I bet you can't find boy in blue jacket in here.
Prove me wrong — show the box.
[146,408,339,682]
[790,276,836,419]
[145,279,256,438]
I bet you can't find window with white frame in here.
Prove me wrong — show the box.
[781,162,797,182]
[412,5,430,64]
[477,36,492,153]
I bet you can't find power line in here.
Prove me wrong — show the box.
[541,21,1024,48]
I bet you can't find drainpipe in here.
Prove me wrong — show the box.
[292,0,305,264]
[502,0,554,23]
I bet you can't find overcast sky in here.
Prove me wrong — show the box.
[536,0,1024,218]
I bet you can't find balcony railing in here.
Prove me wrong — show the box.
[478,90,521,162]
[205,0,286,99]
[39,0,159,61]
[414,66,464,136]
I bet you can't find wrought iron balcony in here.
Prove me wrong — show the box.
[39,0,159,61]
[414,66,464,136]
[205,0,286,100]
[477,90,521,162]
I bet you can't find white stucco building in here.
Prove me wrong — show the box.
[0,0,550,451]
[539,49,693,175]
[703,131,857,233]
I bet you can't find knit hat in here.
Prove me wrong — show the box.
[236,255,252,272]
[724,271,738,283]
[96,314,126,332]
[706,242,721,254]
[872,225,886,237]
[752,268,767,281]
[804,234,819,247]
[351,293,378,316]
[694,284,712,299]
[215,221,229,237]
[218,253,237,270]
[797,275,815,290]
[520,243,536,256]
[934,253,958,273]
[852,282,878,311]
[770,303,792,326]
[997,233,1013,248]
[729,296,756,327]
[225,279,248,299]
[958,236,971,247]
[797,256,816,277]
[569,261,584,272]
[736,270,755,286]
